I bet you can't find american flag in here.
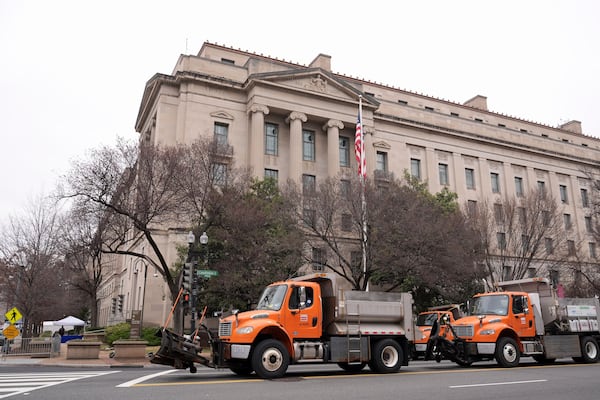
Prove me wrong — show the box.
[355,113,366,177]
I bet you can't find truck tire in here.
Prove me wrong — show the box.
[579,336,599,363]
[251,339,289,379]
[337,362,366,373]
[495,337,520,367]
[368,339,403,373]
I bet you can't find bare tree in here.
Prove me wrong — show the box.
[283,174,483,303]
[465,188,568,287]
[0,196,70,336]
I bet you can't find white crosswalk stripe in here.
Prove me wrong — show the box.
[0,371,118,398]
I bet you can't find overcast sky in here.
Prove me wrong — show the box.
[1,0,599,224]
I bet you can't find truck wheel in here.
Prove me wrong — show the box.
[368,339,403,373]
[580,337,599,363]
[495,337,520,367]
[251,339,289,379]
[337,362,366,373]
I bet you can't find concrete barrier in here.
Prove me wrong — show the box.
[112,340,148,359]
[66,340,101,359]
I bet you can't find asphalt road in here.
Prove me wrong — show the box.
[1,359,599,400]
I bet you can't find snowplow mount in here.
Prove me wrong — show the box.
[150,328,213,370]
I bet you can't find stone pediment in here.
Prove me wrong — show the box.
[210,111,234,120]
[249,69,377,106]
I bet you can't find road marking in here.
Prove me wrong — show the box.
[0,371,118,399]
[450,379,547,388]
[116,369,178,387]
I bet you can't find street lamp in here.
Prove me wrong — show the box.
[199,231,208,267]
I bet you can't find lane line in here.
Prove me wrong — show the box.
[450,379,547,388]
[116,369,178,387]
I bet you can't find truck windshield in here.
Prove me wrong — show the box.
[470,294,509,316]
[416,313,439,326]
[256,284,288,311]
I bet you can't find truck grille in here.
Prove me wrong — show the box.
[452,325,474,338]
[218,321,232,337]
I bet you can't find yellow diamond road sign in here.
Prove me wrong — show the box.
[2,324,19,340]
[5,307,22,324]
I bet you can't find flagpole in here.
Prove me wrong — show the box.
[358,96,368,292]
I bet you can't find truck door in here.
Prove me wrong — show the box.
[284,284,321,339]
[511,295,535,337]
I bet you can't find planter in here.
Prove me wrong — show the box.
[112,339,148,359]
[66,340,101,359]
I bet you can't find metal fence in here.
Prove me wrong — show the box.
[1,336,60,358]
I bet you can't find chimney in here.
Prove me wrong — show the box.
[559,120,582,134]
[309,53,331,72]
[464,95,488,111]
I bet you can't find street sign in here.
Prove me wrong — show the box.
[2,324,19,340]
[197,269,219,278]
[5,307,22,324]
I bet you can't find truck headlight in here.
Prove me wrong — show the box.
[236,326,254,335]
[480,329,496,335]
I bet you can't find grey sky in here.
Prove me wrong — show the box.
[1,0,599,223]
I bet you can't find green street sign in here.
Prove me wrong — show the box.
[197,269,219,278]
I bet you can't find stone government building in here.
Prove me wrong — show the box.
[97,41,600,328]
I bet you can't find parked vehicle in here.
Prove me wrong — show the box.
[426,277,600,367]
[151,272,414,378]
[412,304,461,360]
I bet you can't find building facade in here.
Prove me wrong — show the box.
[98,42,600,327]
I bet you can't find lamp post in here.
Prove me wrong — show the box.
[199,232,208,267]
[186,231,196,333]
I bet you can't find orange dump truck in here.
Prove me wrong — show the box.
[412,304,461,359]
[151,273,414,378]
[427,277,600,367]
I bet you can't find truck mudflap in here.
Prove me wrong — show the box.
[150,328,218,372]
[424,320,473,366]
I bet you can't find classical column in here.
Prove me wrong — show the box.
[323,119,344,176]
[248,104,269,178]
[286,111,307,182]
[363,126,374,178]
[425,148,437,192]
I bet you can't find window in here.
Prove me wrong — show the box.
[521,234,530,251]
[289,286,314,309]
[303,130,315,161]
[581,188,589,208]
[451,112,459,117]
[537,181,546,197]
[467,200,477,216]
[398,100,408,105]
[585,216,593,233]
[311,248,325,271]
[514,177,524,197]
[410,159,421,180]
[376,151,388,172]
[341,213,352,232]
[491,172,500,193]
[212,163,227,186]
[502,265,512,280]
[545,238,554,255]
[559,185,568,203]
[438,163,449,186]
[542,210,551,227]
[264,169,278,181]
[494,203,504,224]
[339,137,350,167]
[564,213,572,230]
[518,207,527,226]
[351,251,362,270]
[425,106,434,111]
[265,123,278,155]
[340,179,350,199]
[475,118,483,123]
[497,232,507,250]
[302,174,316,196]
[303,209,316,228]
[567,240,576,256]
[590,243,597,259]
[214,122,228,145]
[221,58,235,65]
[465,168,476,190]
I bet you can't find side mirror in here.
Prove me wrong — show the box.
[298,286,307,309]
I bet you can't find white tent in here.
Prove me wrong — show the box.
[53,316,85,326]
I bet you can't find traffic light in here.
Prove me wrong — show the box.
[182,262,193,290]
[117,295,124,312]
[182,292,190,308]
[111,298,117,314]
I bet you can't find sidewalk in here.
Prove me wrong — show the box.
[0,343,158,368]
